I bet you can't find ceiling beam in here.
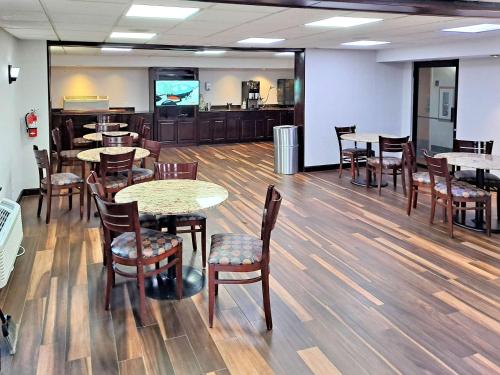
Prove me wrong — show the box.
[193,0,500,18]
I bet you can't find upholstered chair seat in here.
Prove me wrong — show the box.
[111,228,182,259]
[208,233,263,265]
[434,181,491,198]
[73,137,92,147]
[342,147,368,156]
[42,172,83,186]
[60,149,81,159]
[102,175,130,190]
[412,171,431,184]
[129,166,154,182]
[367,156,402,168]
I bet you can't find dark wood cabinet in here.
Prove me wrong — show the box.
[198,119,212,143]
[264,112,280,140]
[255,119,266,139]
[158,120,177,144]
[241,119,256,140]
[226,116,240,141]
[177,118,196,144]
[198,114,226,144]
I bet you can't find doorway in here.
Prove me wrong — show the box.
[412,60,459,163]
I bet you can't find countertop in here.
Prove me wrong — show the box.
[199,107,294,113]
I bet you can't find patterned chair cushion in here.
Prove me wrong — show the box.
[455,170,500,183]
[434,181,491,198]
[73,137,92,145]
[208,233,263,265]
[367,156,402,168]
[342,148,368,156]
[111,228,182,259]
[412,171,431,184]
[130,166,154,182]
[101,174,129,190]
[42,172,82,186]
[157,213,206,227]
[139,214,158,229]
[60,149,81,159]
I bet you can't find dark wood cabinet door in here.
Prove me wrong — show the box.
[198,119,212,143]
[266,117,278,139]
[280,110,294,125]
[158,120,177,144]
[241,119,256,140]
[226,117,240,141]
[255,119,266,139]
[177,119,196,144]
[212,119,226,142]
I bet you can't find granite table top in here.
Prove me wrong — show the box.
[435,152,500,170]
[83,131,138,142]
[77,147,150,163]
[83,122,128,130]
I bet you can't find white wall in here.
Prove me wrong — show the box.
[304,48,411,167]
[199,69,293,106]
[0,30,49,200]
[457,58,500,155]
[51,67,149,110]
[50,66,293,109]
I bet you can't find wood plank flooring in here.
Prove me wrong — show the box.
[1,142,499,375]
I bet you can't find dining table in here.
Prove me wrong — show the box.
[83,122,128,130]
[435,152,500,233]
[83,131,139,142]
[340,132,397,187]
[115,179,229,300]
[77,146,150,163]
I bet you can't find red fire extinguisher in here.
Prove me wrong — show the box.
[25,109,38,137]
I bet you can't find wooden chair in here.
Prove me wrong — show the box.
[208,185,282,330]
[64,119,92,149]
[86,171,108,264]
[153,162,207,266]
[402,141,431,215]
[51,127,85,175]
[132,117,145,146]
[140,139,161,169]
[334,126,370,179]
[366,136,409,195]
[96,123,121,133]
[33,145,84,224]
[425,153,491,238]
[102,134,133,147]
[93,192,183,325]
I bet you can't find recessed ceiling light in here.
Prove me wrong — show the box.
[110,32,156,40]
[194,50,226,55]
[101,47,132,52]
[342,40,391,46]
[275,52,295,57]
[443,24,500,33]
[126,4,199,19]
[238,38,285,44]
[306,16,382,28]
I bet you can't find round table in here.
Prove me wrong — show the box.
[115,180,229,300]
[83,122,128,130]
[83,131,139,142]
[436,152,500,233]
[77,147,149,163]
[341,133,397,187]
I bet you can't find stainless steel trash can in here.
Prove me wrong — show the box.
[274,125,299,174]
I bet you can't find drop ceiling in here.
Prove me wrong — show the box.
[2,0,500,50]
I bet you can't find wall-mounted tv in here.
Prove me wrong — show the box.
[155,80,200,106]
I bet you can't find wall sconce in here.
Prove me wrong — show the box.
[8,65,20,84]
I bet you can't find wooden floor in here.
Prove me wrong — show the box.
[1,142,499,375]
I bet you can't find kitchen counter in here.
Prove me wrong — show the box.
[200,107,294,113]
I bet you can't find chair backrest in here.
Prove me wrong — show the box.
[87,170,105,199]
[94,196,143,256]
[102,134,133,147]
[260,185,283,263]
[402,141,417,174]
[51,127,63,155]
[132,116,145,133]
[99,150,135,190]
[424,152,452,194]
[140,126,151,143]
[141,139,161,168]
[33,145,51,185]
[96,123,120,132]
[453,139,493,155]
[64,119,75,149]
[154,162,198,180]
[334,126,356,151]
[379,136,409,154]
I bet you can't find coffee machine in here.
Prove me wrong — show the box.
[242,80,260,110]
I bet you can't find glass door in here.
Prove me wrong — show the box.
[413,60,459,164]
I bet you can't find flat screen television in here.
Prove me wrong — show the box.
[155,80,200,106]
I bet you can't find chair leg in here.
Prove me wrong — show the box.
[447,200,454,238]
[486,198,492,237]
[401,167,406,197]
[460,202,466,223]
[37,194,43,217]
[45,194,52,224]
[413,191,418,209]
[68,188,73,210]
[104,257,113,310]
[350,156,355,180]
[191,226,197,251]
[137,265,147,326]
[430,194,436,225]
[261,264,273,330]
[407,185,413,216]
[214,271,219,296]
[87,188,92,221]
[79,187,84,219]
[377,168,382,196]
[201,221,207,268]
[176,246,183,300]
[496,192,500,219]
[366,166,370,189]
[338,154,343,178]
[208,264,215,328]
[355,157,360,177]
[393,169,397,191]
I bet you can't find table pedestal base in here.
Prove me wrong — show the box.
[453,213,500,234]
[145,266,205,300]
[350,176,388,188]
